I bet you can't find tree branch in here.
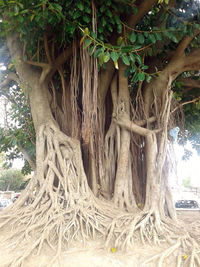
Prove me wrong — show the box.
[114,115,160,137]
[18,145,36,171]
[174,30,199,57]
[135,116,156,126]
[183,48,200,71]
[171,96,200,113]
[128,0,157,28]
[39,45,74,84]
[0,72,19,89]
[26,60,49,68]
[99,1,158,105]
[179,78,200,89]
[43,33,52,64]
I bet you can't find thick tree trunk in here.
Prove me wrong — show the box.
[109,64,137,211]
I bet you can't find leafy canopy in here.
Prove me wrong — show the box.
[0,0,200,159]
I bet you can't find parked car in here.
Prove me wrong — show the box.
[175,200,199,209]
[0,198,12,211]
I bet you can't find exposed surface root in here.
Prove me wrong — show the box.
[106,210,200,266]
[0,123,200,267]
[0,123,119,266]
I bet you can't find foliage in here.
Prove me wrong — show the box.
[0,0,199,169]
[0,84,35,174]
[0,1,200,266]
[0,168,25,191]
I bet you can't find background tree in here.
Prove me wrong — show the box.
[0,81,36,173]
[0,0,200,266]
[182,177,191,188]
[0,169,25,191]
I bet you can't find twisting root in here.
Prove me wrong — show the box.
[0,123,120,266]
[0,123,200,267]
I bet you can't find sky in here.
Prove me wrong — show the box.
[176,142,200,187]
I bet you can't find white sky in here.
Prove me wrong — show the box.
[176,142,200,187]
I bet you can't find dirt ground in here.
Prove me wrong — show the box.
[0,210,199,267]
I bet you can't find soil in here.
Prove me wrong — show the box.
[0,210,199,267]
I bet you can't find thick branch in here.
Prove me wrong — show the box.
[0,72,19,89]
[18,145,36,171]
[40,45,74,84]
[184,48,200,71]
[26,61,49,68]
[180,78,200,89]
[135,116,156,126]
[114,115,160,137]
[174,31,199,57]
[43,33,52,64]
[128,0,157,28]
[99,1,157,105]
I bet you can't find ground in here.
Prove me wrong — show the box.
[0,210,199,267]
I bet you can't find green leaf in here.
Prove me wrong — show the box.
[146,74,152,83]
[0,0,5,6]
[52,3,62,12]
[111,51,119,62]
[171,35,178,43]
[90,31,97,39]
[30,14,35,21]
[77,2,84,11]
[129,53,135,62]
[114,15,121,25]
[18,16,24,23]
[83,15,90,23]
[117,36,123,45]
[130,65,137,73]
[117,24,122,33]
[138,34,145,44]
[89,45,96,56]
[121,55,130,66]
[100,5,106,13]
[73,10,81,19]
[135,55,142,65]
[103,51,110,63]
[129,32,136,43]
[155,32,162,41]
[132,72,139,83]
[148,34,156,44]
[121,46,133,53]
[105,10,112,18]
[101,17,106,27]
[84,38,92,49]
[132,44,142,50]
[138,72,145,81]
[141,65,148,70]
[94,48,103,58]
[98,54,104,66]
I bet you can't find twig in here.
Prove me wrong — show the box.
[171,96,200,113]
